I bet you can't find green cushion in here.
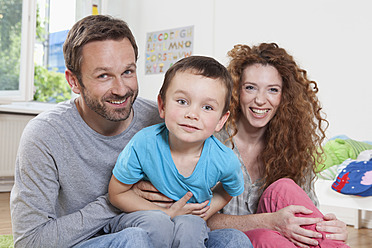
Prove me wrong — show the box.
[0,235,14,248]
[316,138,372,172]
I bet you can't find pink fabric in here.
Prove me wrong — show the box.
[244,178,349,248]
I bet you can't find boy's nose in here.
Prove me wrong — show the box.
[185,110,199,120]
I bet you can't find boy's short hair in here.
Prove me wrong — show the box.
[159,56,233,115]
[63,15,138,84]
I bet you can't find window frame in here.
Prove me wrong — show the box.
[0,0,37,103]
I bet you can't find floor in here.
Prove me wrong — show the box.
[1,192,372,247]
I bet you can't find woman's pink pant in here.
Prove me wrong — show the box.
[245,178,349,248]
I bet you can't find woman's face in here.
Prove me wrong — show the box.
[239,64,282,129]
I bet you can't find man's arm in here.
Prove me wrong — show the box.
[10,122,119,248]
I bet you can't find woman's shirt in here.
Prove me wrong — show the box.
[214,128,319,215]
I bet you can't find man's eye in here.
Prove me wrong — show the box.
[98,74,108,79]
[122,68,137,78]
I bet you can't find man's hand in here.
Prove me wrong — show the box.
[272,205,323,248]
[316,213,348,242]
[132,181,174,208]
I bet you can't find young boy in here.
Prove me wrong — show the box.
[108,56,245,248]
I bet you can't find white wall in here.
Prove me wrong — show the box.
[104,0,216,102]
[104,0,372,141]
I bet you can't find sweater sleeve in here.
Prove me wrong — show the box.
[10,119,120,248]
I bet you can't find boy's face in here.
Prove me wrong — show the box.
[158,71,230,145]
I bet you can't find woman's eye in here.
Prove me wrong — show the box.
[269,88,280,93]
[244,85,255,91]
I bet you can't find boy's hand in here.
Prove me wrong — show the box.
[133,181,209,218]
[166,192,210,218]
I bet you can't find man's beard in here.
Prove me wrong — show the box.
[80,87,138,122]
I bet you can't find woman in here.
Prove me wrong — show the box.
[206,43,349,248]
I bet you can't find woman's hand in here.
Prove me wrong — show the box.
[272,205,323,248]
[316,213,348,242]
[132,180,174,208]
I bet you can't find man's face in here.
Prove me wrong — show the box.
[77,38,138,122]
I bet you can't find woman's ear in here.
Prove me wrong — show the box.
[215,111,230,132]
[157,94,165,119]
[65,69,81,94]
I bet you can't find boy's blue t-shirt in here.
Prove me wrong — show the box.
[113,123,244,203]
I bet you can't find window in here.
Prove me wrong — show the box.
[0,0,36,102]
[33,0,75,103]
[0,0,100,104]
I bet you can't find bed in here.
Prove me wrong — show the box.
[315,178,372,229]
[314,136,372,229]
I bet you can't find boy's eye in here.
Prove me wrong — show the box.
[203,105,213,111]
[177,99,187,105]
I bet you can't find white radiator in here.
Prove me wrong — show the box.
[0,113,36,191]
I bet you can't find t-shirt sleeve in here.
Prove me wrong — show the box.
[219,152,245,197]
[112,132,145,184]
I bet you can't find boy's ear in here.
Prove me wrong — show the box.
[65,69,81,94]
[215,111,230,132]
[157,94,165,119]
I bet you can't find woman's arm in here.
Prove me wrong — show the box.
[208,204,348,247]
[208,205,326,247]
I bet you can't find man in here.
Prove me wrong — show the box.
[10,15,250,247]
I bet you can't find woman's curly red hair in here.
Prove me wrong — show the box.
[226,43,328,190]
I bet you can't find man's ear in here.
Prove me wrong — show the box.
[65,69,81,94]
[215,111,230,132]
[157,94,165,119]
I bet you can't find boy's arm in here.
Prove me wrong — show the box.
[108,175,166,213]
[132,180,175,208]
[203,183,232,221]
[109,175,209,218]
